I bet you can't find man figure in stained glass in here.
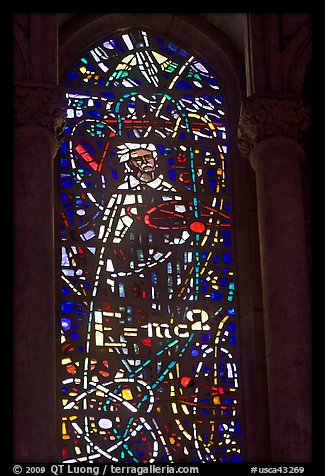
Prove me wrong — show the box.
[93,142,190,286]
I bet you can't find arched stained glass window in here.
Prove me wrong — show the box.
[57,28,243,464]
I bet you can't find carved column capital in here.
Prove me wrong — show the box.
[237,95,311,161]
[14,83,67,146]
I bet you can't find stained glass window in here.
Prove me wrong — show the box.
[57,28,243,464]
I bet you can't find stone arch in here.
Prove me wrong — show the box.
[59,13,244,110]
[57,12,268,463]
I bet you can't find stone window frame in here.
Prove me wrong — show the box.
[57,13,268,463]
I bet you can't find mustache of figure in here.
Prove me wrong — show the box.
[140,163,155,170]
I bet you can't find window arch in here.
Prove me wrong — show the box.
[57,26,244,464]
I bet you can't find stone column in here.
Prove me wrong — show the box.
[238,95,312,462]
[13,84,66,462]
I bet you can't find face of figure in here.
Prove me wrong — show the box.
[129,148,156,182]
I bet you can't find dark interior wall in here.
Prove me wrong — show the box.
[12,12,312,464]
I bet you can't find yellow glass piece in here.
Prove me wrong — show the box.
[116,54,136,69]
[62,421,69,440]
[181,404,189,415]
[152,51,168,64]
[122,388,133,400]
